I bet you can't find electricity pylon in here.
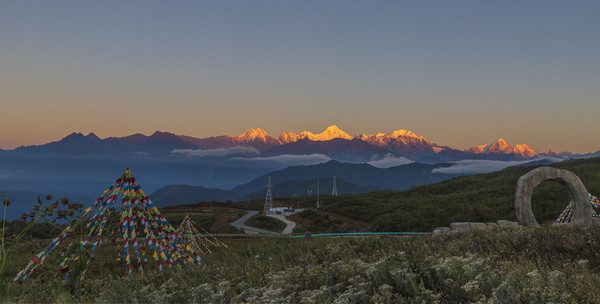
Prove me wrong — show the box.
[263,177,273,215]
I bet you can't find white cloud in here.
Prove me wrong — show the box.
[172,146,259,157]
[368,154,413,168]
[233,154,331,166]
[432,157,562,175]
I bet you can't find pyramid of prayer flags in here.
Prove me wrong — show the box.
[14,169,200,282]
[554,193,599,224]
[177,215,227,258]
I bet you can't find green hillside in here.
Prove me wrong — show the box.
[289,157,600,232]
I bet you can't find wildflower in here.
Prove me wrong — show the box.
[47,209,54,216]
[61,198,68,205]
[29,212,35,218]
[68,210,74,216]
[52,202,59,208]
[45,194,52,201]
[33,205,40,211]
[2,199,9,207]
[20,213,28,220]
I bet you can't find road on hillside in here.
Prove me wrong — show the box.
[266,214,296,234]
[230,210,278,234]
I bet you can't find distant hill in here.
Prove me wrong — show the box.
[157,157,600,234]
[238,177,380,201]
[148,177,379,205]
[231,160,457,197]
[288,157,600,232]
[149,185,240,207]
[14,131,196,155]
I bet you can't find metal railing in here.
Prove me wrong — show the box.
[289,232,430,238]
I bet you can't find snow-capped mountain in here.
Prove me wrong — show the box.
[179,128,279,150]
[466,139,538,158]
[11,125,582,162]
[298,125,353,141]
[278,125,351,143]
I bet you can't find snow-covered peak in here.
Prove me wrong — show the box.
[278,132,300,144]
[483,138,512,154]
[297,125,352,141]
[467,138,538,158]
[355,134,370,141]
[387,129,420,139]
[237,128,271,142]
[467,144,488,153]
[320,125,352,140]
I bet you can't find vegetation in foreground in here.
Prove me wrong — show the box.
[2,225,600,303]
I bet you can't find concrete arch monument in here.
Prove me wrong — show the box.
[515,166,592,226]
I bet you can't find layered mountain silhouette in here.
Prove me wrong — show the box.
[148,175,380,207]
[229,160,456,196]
[9,125,587,162]
[148,160,456,206]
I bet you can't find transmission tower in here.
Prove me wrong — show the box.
[263,176,273,215]
[332,176,338,196]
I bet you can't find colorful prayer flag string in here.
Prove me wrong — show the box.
[554,193,599,224]
[14,169,200,282]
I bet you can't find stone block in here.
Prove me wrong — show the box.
[450,222,472,233]
[432,229,445,236]
[497,220,519,228]
[486,222,498,230]
[432,227,451,236]
[469,222,487,232]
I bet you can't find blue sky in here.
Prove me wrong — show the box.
[1,1,599,153]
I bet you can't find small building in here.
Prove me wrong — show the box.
[269,207,304,216]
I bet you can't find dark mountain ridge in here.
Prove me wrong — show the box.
[231,160,457,197]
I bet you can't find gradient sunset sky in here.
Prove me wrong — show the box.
[1,1,599,153]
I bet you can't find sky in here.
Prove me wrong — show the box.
[1,1,599,153]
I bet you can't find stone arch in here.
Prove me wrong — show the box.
[515,166,592,226]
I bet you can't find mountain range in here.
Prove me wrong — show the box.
[7,125,597,162]
[148,160,455,207]
[147,157,561,207]
[2,125,599,219]
[148,173,380,207]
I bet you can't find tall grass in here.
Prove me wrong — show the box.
[3,225,600,303]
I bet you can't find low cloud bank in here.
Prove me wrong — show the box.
[432,157,562,175]
[368,154,413,168]
[172,146,259,157]
[232,154,331,166]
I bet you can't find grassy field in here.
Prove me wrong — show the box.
[2,226,600,303]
